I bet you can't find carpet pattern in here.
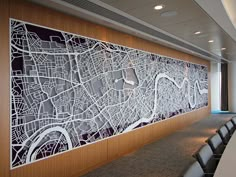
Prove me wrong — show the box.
[82,114,235,177]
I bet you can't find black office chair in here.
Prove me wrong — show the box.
[182,161,213,177]
[193,144,219,174]
[206,134,225,156]
[216,125,230,145]
[225,121,235,135]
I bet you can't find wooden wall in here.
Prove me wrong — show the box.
[0,0,10,177]
[0,0,211,177]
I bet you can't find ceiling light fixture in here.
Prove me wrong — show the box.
[154,4,164,10]
[194,31,201,35]
[208,40,214,43]
[221,48,226,50]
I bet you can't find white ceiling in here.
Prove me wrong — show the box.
[98,0,236,61]
[29,0,236,62]
[222,0,236,30]
[195,0,236,42]
[194,0,236,61]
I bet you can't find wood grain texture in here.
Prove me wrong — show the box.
[6,0,211,177]
[0,0,10,177]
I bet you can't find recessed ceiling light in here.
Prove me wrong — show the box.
[208,40,214,43]
[194,31,201,35]
[221,48,226,50]
[154,4,164,10]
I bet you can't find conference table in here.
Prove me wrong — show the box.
[214,131,236,177]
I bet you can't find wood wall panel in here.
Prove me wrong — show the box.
[0,0,211,177]
[0,1,10,177]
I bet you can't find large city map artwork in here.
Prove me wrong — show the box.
[11,19,208,168]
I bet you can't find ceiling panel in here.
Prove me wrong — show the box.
[195,0,236,42]
[99,0,236,61]
[29,0,236,62]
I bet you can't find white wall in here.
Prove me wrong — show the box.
[211,62,221,111]
[228,61,236,112]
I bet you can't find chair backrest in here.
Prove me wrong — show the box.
[194,144,213,169]
[217,126,229,144]
[208,134,222,151]
[183,161,205,177]
[225,121,234,133]
[231,117,236,126]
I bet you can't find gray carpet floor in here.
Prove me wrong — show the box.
[82,114,235,177]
